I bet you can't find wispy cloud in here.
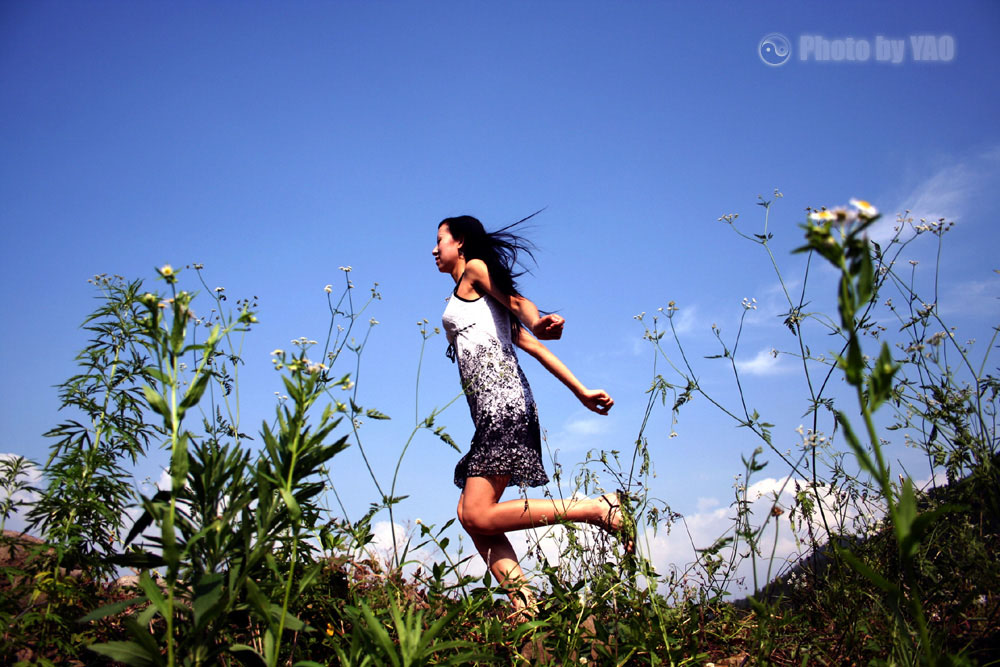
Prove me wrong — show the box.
[629,303,702,357]
[669,303,700,336]
[870,146,999,243]
[938,277,1000,320]
[565,417,610,437]
[734,347,793,376]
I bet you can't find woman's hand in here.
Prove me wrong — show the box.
[531,313,564,340]
[578,388,614,415]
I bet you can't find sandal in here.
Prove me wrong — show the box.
[506,587,539,624]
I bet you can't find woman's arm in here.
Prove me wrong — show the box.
[462,259,564,339]
[514,328,614,415]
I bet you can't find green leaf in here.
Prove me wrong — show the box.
[856,243,875,306]
[78,596,147,624]
[88,641,155,667]
[836,411,879,480]
[169,305,187,356]
[170,432,190,494]
[837,545,898,595]
[145,366,172,386]
[296,562,323,597]
[434,426,460,451]
[230,644,267,667]
[840,338,865,387]
[121,616,164,664]
[192,572,225,629]
[205,322,222,346]
[138,571,169,618]
[244,574,272,624]
[281,610,306,632]
[365,408,391,420]
[361,603,400,667]
[142,385,171,421]
[867,342,899,410]
[179,371,211,411]
[280,488,301,521]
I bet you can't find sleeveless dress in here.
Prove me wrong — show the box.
[442,285,549,490]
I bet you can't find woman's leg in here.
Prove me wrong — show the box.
[457,475,624,537]
[457,476,526,591]
[457,475,628,610]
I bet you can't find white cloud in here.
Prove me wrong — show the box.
[668,304,699,337]
[639,475,886,596]
[565,417,610,437]
[938,278,1000,319]
[870,146,999,243]
[696,496,719,512]
[629,304,701,356]
[734,347,792,376]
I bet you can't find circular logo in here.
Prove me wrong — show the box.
[759,33,791,66]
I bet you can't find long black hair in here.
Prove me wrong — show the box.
[440,210,544,339]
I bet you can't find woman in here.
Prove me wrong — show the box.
[433,214,632,614]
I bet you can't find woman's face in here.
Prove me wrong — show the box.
[433,224,462,274]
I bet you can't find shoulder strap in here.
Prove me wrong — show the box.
[452,270,467,295]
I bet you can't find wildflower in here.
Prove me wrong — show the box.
[271,349,284,357]
[809,209,836,222]
[306,361,328,375]
[369,318,379,325]
[324,284,332,293]
[415,518,422,525]
[326,623,335,637]
[192,263,204,270]
[741,297,757,311]
[214,286,225,292]
[927,331,948,346]
[158,264,174,277]
[339,266,352,272]
[849,198,878,219]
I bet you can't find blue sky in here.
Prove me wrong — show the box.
[2,1,998,587]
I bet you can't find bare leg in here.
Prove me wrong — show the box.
[457,475,624,537]
[457,475,628,603]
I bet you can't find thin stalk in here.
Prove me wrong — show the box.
[274,386,304,667]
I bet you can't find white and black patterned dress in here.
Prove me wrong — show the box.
[442,285,548,490]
